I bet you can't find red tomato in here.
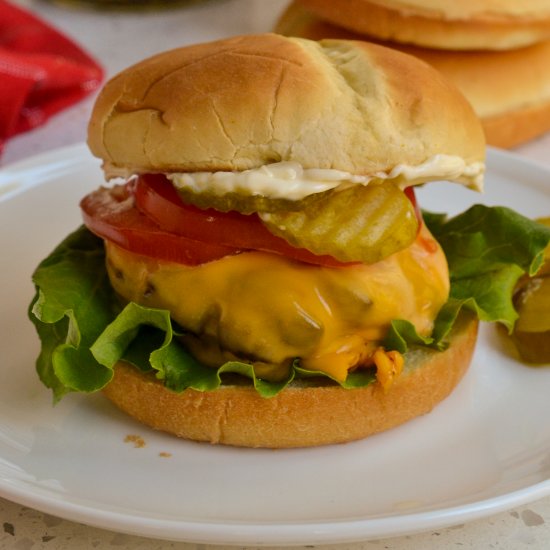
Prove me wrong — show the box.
[81,176,420,267]
[80,184,243,265]
[404,186,420,221]
[132,174,353,267]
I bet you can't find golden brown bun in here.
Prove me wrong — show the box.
[102,313,478,448]
[296,0,550,50]
[412,42,550,149]
[277,3,550,148]
[330,0,550,19]
[87,34,484,187]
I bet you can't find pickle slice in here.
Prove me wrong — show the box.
[174,187,307,214]
[514,277,550,333]
[511,331,550,364]
[260,183,418,264]
[538,217,550,273]
[511,216,550,364]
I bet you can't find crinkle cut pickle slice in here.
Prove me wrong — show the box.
[260,183,419,264]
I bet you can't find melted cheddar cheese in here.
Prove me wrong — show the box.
[105,223,449,382]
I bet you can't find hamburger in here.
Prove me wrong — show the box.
[29,34,550,448]
[275,2,550,148]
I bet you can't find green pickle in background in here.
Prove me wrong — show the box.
[511,217,550,363]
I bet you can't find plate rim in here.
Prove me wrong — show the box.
[1,473,550,545]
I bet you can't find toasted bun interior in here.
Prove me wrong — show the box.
[102,313,478,448]
[277,3,550,148]
[87,33,484,185]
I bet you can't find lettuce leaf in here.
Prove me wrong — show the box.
[90,301,294,398]
[29,227,298,399]
[29,227,117,401]
[29,204,550,400]
[384,206,550,353]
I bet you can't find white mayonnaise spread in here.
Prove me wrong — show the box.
[168,154,484,201]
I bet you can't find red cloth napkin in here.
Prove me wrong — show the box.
[0,0,103,153]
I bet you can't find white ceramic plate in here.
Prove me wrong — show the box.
[1,144,550,546]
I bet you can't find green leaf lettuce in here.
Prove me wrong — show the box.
[29,205,550,400]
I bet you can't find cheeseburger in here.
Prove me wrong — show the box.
[29,34,550,448]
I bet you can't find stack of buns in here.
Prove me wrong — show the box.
[275,0,550,148]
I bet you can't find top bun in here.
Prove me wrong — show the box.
[296,0,550,50]
[88,34,484,188]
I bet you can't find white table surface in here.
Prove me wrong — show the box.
[2,0,550,548]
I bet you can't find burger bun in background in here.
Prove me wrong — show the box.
[293,0,550,50]
[276,1,550,149]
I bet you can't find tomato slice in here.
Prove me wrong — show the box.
[80,184,243,265]
[81,175,421,267]
[132,174,354,267]
[404,186,420,220]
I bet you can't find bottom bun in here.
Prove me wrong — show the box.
[102,312,478,448]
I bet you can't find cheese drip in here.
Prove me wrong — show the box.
[105,224,449,382]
